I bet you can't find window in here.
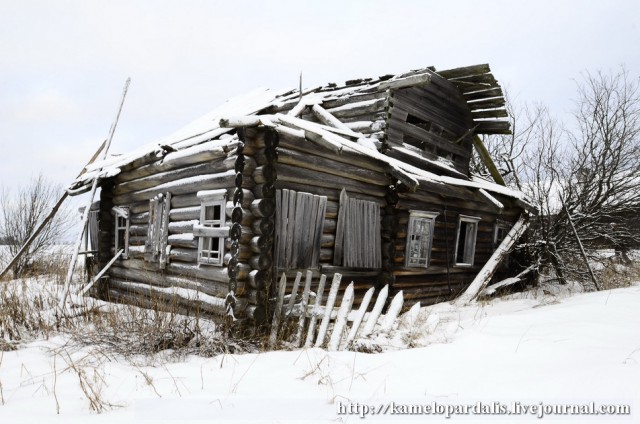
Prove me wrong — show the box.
[454,215,480,266]
[275,189,327,269]
[145,193,171,267]
[405,211,439,268]
[334,189,381,269]
[494,219,512,269]
[494,220,511,247]
[112,206,129,259]
[195,189,228,266]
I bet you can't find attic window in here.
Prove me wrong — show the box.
[406,114,431,131]
[145,193,171,268]
[405,211,439,268]
[454,215,480,267]
[195,190,228,266]
[112,206,129,259]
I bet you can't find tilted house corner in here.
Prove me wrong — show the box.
[67,63,532,324]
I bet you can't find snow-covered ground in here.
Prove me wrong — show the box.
[1,278,639,423]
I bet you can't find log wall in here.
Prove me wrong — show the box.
[100,135,253,319]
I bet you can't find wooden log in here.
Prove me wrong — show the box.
[249,254,272,271]
[252,164,277,185]
[328,282,355,351]
[114,140,239,184]
[168,220,198,235]
[168,233,197,249]
[276,164,388,198]
[169,206,200,222]
[114,161,224,196]
[109,265,231,298]
[248,269,268,289]
[112,171,238,205]
[225,202,253,225]
[250,198,275,217]
[252,183,276,198]
[107,277,243,318]
[169,247,198,263]
[250,235,273,253]
[251,218,274,236]
[314,273,342,348]
[276,147,389,186]
[472,135,506,186]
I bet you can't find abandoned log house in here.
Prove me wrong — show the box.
[68,64,533,323]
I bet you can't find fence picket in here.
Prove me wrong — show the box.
[360,284,388,337]
[304,274,327,347]
[286,271,303,316]
[268,273,288,349]
[314,273,342,347]
[294,270,313,347]
[380,290,404,333]
[342,286,375,350]
[328,282,354,351]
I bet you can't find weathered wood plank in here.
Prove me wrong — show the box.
[314,273,342,347]
[327,282,355,351]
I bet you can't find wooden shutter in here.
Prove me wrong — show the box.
[275,189,326,269]
[334,189,381,268]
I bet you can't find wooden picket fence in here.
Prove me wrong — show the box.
[268,270,410,351]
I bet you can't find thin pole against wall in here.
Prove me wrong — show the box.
[59,78,131,311]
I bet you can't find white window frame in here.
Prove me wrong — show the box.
[405,210,439,268]
[196,190,227,266]
[494,219,511,246]
[454,214,480,267]
[112,206,129,259]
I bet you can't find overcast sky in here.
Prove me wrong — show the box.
[1,0,638,192]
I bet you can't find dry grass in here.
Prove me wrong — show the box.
[0,254,257,359]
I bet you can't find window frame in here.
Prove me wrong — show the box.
[196,189,227,267]
[454,214,481,267]
[404,210,439,268]
[112,206,130,259]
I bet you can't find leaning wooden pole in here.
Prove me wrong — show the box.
[59,78,131,310]
[560,196,600,291]
[472,135,506,187]
[454,213,529,306]
[0,139,107,281]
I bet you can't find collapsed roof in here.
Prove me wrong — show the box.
[68,64,528,208]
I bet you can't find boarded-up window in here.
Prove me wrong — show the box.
[454,215,480,266]
[275,189,327,270]
[145,193,171,268]
[405,211,439,268]
[334,189,381,269]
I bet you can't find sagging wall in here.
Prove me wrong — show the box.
[392,187,521,306]
[99,135,255,318]
[245,125,523,311]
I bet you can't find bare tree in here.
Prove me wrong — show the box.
[474,67,640,288]
[563,67,640,264]
[0,174,74,278]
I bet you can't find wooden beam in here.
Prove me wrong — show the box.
[454,213,529,306]
[79,249,123,296]
[472,135,506,186]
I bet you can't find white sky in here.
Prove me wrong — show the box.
[1,0,638,190]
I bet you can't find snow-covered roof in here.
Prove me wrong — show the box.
[68,64,524,207]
